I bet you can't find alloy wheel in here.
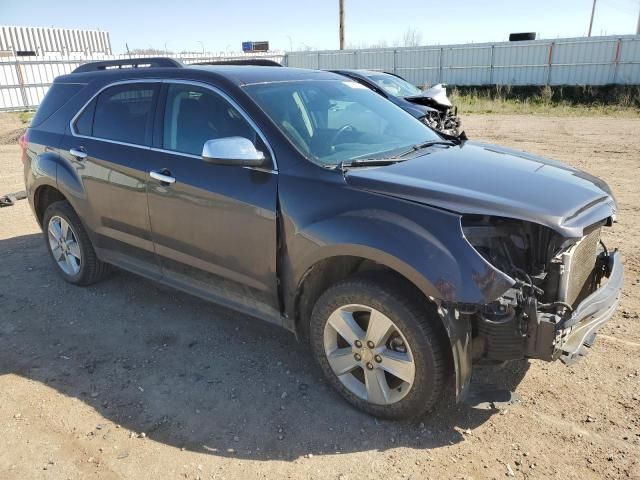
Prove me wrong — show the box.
[47,215,82,276]
[323,304,416,405]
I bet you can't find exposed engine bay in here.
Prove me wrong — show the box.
[461,214,617,364]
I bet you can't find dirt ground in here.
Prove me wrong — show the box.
[0,112,638,480]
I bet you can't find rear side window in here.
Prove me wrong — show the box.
[31,83,83,127]
[91,83,158,145]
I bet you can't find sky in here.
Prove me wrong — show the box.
[1,0,638,54]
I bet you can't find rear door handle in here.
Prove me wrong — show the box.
[69,147,87,159]
[150,169,176,184]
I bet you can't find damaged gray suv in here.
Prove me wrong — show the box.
[22,58,623,419]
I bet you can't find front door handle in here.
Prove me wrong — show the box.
[150,169,176,185]
[69,147,87,159]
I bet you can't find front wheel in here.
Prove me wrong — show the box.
[310,275,447,420]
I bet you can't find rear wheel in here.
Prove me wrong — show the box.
[310,275,447,419]
[43,200,109,285]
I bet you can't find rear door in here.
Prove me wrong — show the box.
[146,81,280,320]
[62,81,161,276]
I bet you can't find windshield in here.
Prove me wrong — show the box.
[243,80,440,167]
[367,73,423,98]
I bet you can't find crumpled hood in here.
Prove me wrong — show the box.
[345,141,617,238]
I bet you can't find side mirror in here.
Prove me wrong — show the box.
[202,137,266,167]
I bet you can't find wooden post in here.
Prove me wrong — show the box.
[339,0,345,50]
[15,57,29,110]
[588,0,597,37]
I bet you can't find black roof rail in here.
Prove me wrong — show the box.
[72,57,183,73]
[194,58,283,67]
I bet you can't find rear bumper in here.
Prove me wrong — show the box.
[556,250,624,363]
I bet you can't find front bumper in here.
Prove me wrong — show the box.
[556,250,624,363]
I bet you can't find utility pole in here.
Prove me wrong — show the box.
[636,2,640,35]
[588,0,597,37]
[339,0,345,50]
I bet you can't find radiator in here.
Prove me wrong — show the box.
[558,228,601,307]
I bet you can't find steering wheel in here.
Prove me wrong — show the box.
[330,124,356,147]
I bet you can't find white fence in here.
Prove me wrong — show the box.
[0,52,285,111]
[0,26,112,56]
[2,35,640,112]
[285,35,640,87]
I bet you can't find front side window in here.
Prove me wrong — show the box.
[91,83,158,145]
[244,80,439,166]
[163,84,259,156]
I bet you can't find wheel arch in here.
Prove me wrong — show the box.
[33,184,68,227]
[292,248,450,348]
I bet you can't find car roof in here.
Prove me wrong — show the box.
[191,65,340,85]
[56,60,343,87]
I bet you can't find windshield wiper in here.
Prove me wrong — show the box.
[337,158,406,170]
[395,140,456,158]
[336,140,456,170]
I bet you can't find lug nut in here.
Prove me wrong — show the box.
[367,341,375,348]
[354,353,361,361]
[354,340,362,348]
[374,355,382,363]
[366,362,374,370]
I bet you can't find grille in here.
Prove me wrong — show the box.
[560,228,601,307]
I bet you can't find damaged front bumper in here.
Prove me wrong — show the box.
[452,251,623,401]
[555,250,624,363]
[521,251,624,363]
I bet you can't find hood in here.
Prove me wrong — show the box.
[345,141,616,238]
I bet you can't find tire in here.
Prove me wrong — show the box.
[43,200,109,285]
[309,274,447,420]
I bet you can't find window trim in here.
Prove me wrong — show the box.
[69,79,278,172]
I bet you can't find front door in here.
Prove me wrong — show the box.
[147,82,280,321]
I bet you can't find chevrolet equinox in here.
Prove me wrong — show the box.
[21,58,623,419]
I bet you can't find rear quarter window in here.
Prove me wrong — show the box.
[30,83,84,127]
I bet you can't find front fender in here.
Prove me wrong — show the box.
[283,200,511,402]
[291,207,513,305]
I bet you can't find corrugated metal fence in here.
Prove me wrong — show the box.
[2,35,640,111]
[0,26,112,56]
[286,35,640,87]
[0,52,285,111]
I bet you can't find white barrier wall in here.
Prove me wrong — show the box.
[286,35,640,87]
[0,52,285,111]
[2,35,640,111]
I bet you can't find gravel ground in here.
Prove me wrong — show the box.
[0,112,638,479]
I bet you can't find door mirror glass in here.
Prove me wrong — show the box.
[202,137,266,166]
